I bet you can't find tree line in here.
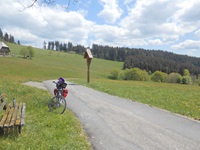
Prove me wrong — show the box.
[44,40,85,53]
[91,44,200,76]
[0,28,20,44]
[44,41,200,76]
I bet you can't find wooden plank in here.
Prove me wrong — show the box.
[0,106,10,127]
[4,107,14,127]
[9,106,18,126]
[20,103,26,125]
[15,104,22,126]
[0,102,26,134]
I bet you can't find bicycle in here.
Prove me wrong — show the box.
[48,80,68,114]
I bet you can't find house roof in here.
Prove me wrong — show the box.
[0,41,9,49]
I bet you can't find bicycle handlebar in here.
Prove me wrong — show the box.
[53,81,67,88]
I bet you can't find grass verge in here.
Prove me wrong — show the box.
[0,79,91,149]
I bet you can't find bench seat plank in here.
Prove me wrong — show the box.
[9,106,18,126]
[0,102,26,134]
[4,106,15,127]
[0,107,10,128]
[15,104,22,126]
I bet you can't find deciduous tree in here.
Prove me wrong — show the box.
[27,46,34,59]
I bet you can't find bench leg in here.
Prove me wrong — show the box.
[0,128,3,135]
[3,128,8,135]
[18,126,22,134]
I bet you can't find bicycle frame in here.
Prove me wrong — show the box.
[48,81,67,114]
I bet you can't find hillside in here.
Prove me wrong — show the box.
[91,44,200,75]
[123,49,200,75]
[2,42,123,81]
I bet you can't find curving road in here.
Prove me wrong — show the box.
[43,80,200,150]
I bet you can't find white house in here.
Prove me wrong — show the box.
[0,41,10,55]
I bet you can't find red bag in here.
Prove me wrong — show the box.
[63,89,68,98]
[54,88,68,98]
[54,88,57,96]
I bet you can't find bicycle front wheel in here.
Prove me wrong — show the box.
[48,96,66,114]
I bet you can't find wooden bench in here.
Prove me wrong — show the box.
[0,96,26,134]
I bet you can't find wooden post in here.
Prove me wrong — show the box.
[87,64,90,83]
[84,47,93,83]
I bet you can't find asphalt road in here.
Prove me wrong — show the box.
[43,80,200,150]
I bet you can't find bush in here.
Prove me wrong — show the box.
[110,69,120,79]
[27,46,34,59]
[151,71,169,82]
[19,48,28,58]
[182,76,192,84]
[169,72,182,83]
[122,68,149,81]
[19,46,35,59]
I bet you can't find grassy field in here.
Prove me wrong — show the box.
[0,42,200,149]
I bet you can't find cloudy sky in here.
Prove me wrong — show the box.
[1,0,200,57]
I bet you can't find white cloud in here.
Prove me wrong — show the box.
[1,0,200,57]
[120,0,182,37]
[171,40,200,56]
[98,0,123,23]
[0,0,94,47]
[92,24,147,47]
[148,39,163,45]
[194,29,200,38]
[172,40,200,50]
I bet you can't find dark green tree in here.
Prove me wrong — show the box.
[9,34,15,43]
[0,28,3,39]
[43,41,47,49]
[68,42,73,51]
[55,41,59,51]
[4,32,9,42]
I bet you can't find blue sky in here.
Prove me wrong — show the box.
[1,0,200,57]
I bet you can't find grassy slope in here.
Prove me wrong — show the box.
[2,43,122,81]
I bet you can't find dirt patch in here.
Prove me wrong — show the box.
[22,81,48,90]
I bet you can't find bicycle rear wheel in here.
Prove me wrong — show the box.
[48,96,66,114]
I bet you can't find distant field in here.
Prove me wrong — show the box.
[0,42,199,148]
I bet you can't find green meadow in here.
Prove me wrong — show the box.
[0,42,200,149]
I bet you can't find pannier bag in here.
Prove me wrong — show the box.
[54,89,68,98]
[63,89,68,98]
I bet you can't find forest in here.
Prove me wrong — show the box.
[91,44,200,76]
